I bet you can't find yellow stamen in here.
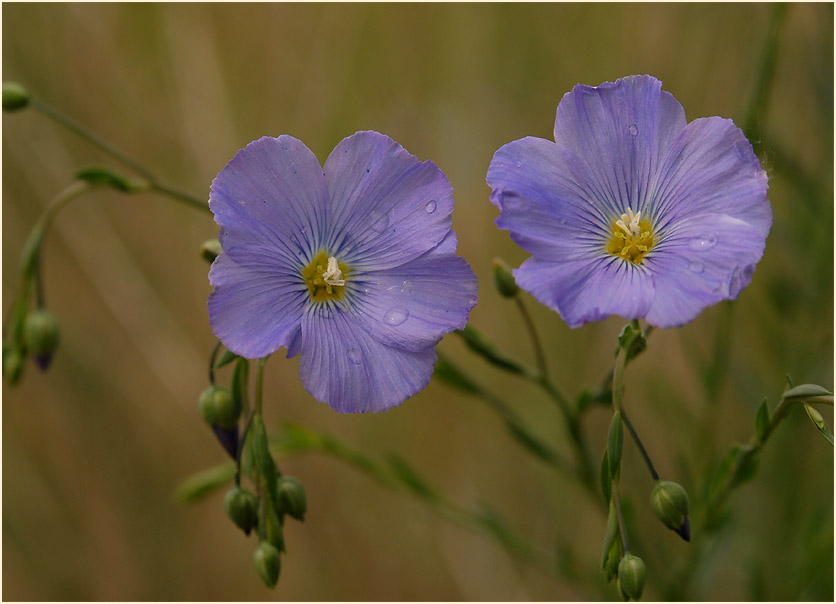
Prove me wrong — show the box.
[302,251,350,302]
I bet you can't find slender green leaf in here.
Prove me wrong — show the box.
[175,463,235,502]
[215,348,239,370]
[783,384,832,399]
[600,450,612,504]
[434,357,479,395]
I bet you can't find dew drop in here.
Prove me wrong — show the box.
[467,296,478,308]
[290,234,298,243]
[425,200,437,214]
[628,124,638,136]
[370,210,390,234]
[687,261,704,274]
[300,226,307,234]
[558,218,568,225]
[347,348,363,365]
[383,307,409,326]
[688,235,718,252]
[400,280,414,294]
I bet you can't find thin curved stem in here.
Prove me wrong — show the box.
[514,296,547,379]
[621,409,659,481]
[208,340,222,384]
[30,98,210,213]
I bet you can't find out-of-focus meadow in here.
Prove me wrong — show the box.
[2,3,832,601]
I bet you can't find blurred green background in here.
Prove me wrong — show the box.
[3,3,833,600]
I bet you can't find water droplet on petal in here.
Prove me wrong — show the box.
[347,348,363,365]
[370,210,390,234]
[628,124,638,136]
[687,261,704,274]
[688,235,718,251]
[290,234,297,243]
[300,226,307,234]
[467,296,478,307]
[383,307,409,326]
[400,280,414,294]
[559,218,568,225]
[425,200,437,214]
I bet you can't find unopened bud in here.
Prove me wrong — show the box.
[200,239,222,263]
[3,345,24,386]
[198,385,238,429]
[277,476,307,521]
[253,541,281,588]
[3,82,30,111]
[617,553,646,601]
[492,258,519,298]
[650,480,690,541]
[224,487,258,535]
[24,310,59,370]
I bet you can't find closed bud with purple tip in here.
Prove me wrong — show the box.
[224,486,258,535]
[253,541,281,588]
[277,476,307,521]
[24,309,59,370]
[651,480,690,541]
[198,385,238,429]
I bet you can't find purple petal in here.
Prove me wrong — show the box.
[487,136,611,261]
[553,75,687,218]
[322,131,453,271]
[299,303,437,413]
[208,253,307,358]
[650,117,771,233]
[349,232,477,352]
[644,213,767,327]
[210,136,329,266]
[514,255,655,328]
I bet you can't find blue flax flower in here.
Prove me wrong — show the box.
[487,75,771,328]
[208,131,477,413]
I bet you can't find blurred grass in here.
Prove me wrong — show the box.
[2,3,833,600]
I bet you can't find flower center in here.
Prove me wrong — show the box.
[302,251,350,302]
[606,207,655,264]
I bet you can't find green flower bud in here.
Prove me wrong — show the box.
[24,310,60,370]
[277,476,307,521]
[3,81,30,111]
[650,480,690,541]
[200,239,222,263]
[253,541,281,588]
[198,385,237,429]
[617,553,646,601]
[224,487,258,535]
[492,257,519,298]
[3,344,24,386]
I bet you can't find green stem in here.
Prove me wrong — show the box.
[621,409,659,481]
[514,296,547,378]
[611,480,630,553]
[612,345,629,414]
[255,357,267,416]
[208,341,222,384]
[31,99,154,180]
[235,410,255,488]
[30,98,210,213]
